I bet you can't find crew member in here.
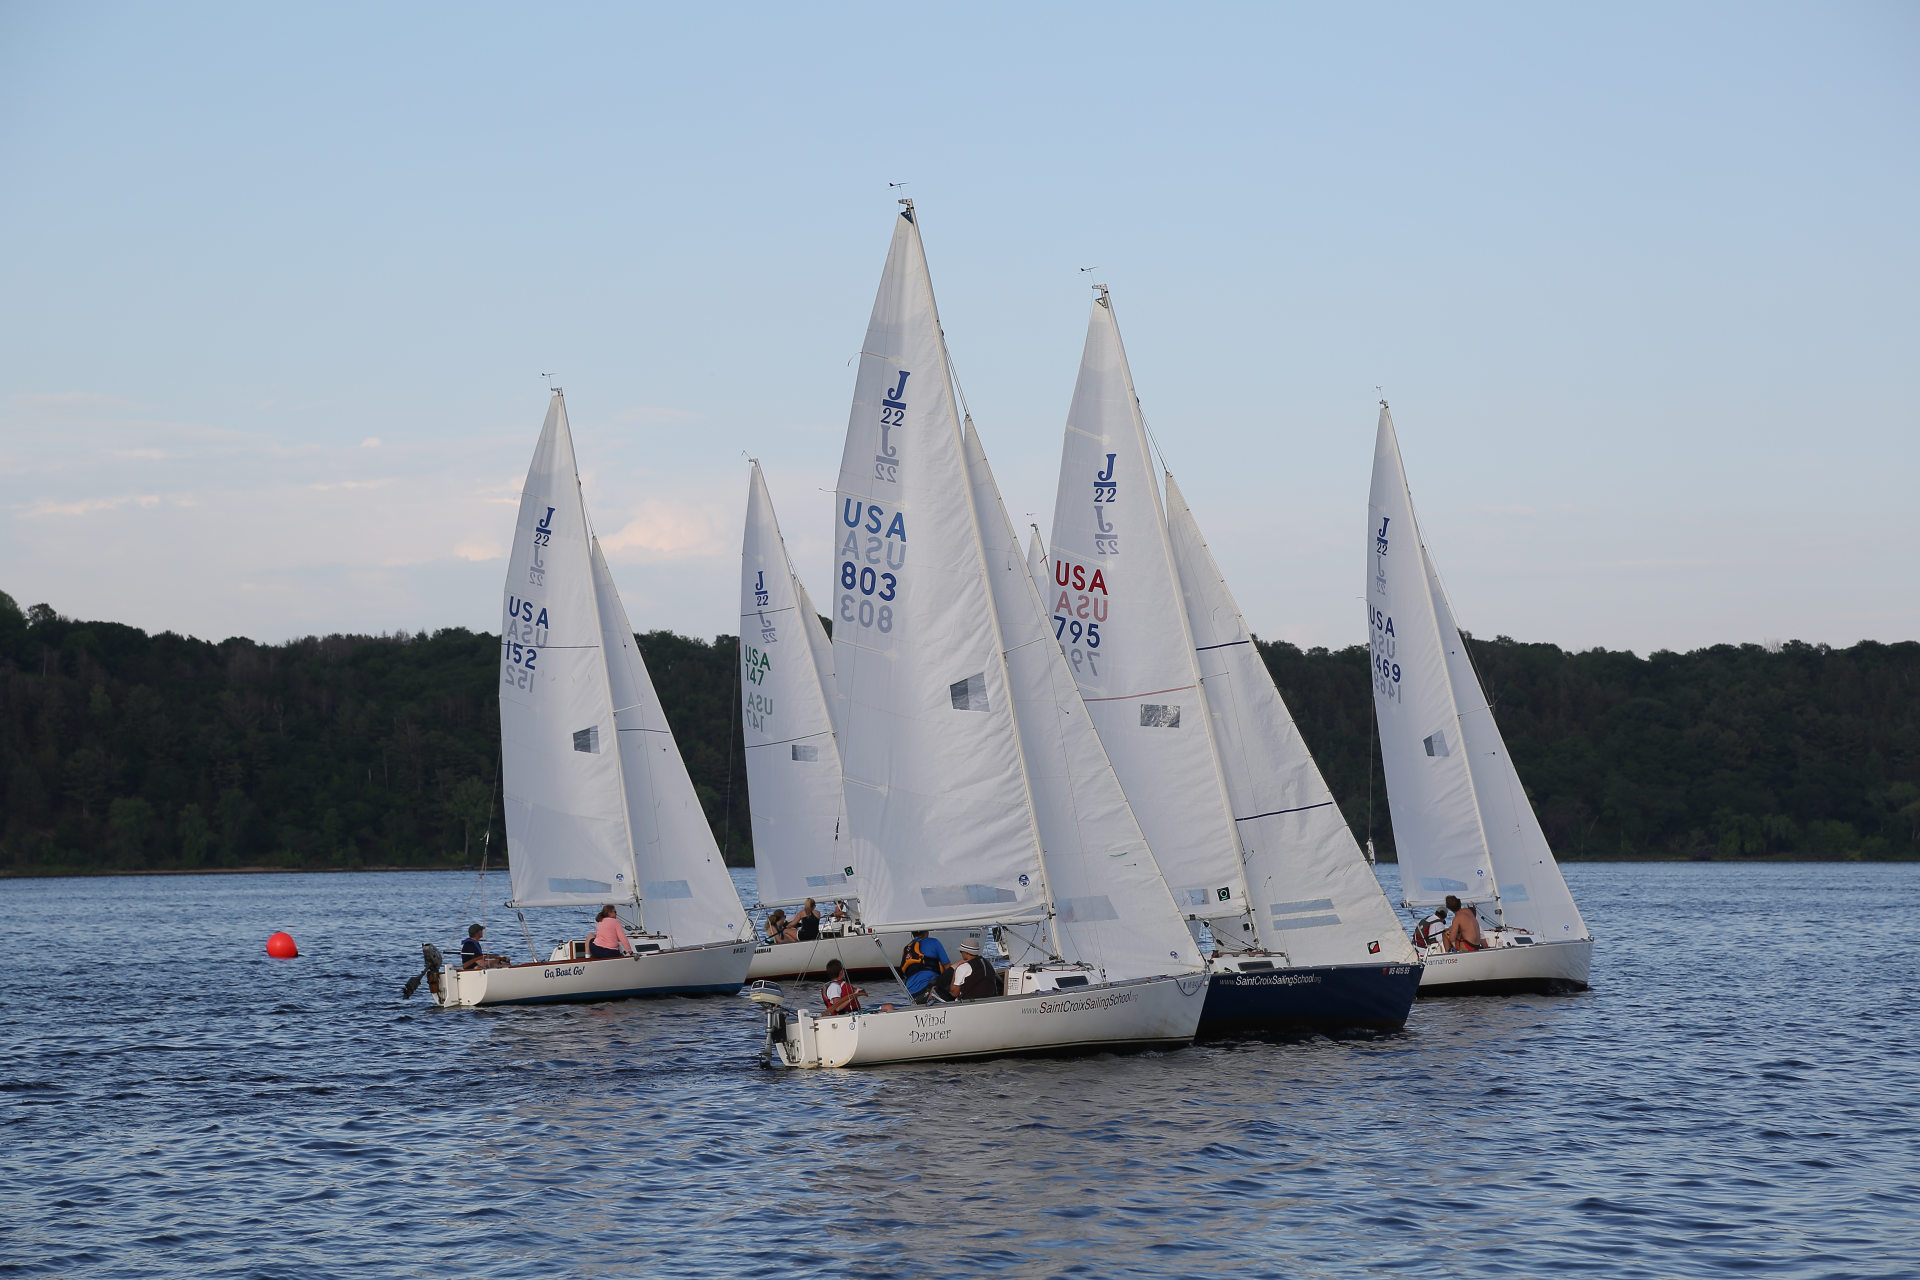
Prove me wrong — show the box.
[820,959,865,1015]
[899,930,952,1004]
[948,937,999,1001]
[1442,895,1486,951]
[796,898,822,942]
[588,905,635,959]
[1411,905,1448,950]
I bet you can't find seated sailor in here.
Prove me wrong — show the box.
[460,923,508,969]
[588,904,635,959]
[899,930,952,1005]
[820,959,865,1015]
[829,900,849,922]
[1441,895,1487,951]
[948,937,999,1001]
[764,909,797,944]
[1411,905,1449,950]
[795,898,821,942]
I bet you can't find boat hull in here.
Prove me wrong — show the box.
[434,941,754,1008]
[774,972,1208,1068]
[1198,959,1423,1036]
[1416,937,1592,995]
[745,926,981,983]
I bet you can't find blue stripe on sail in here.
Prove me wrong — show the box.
[1270,898,1336,915]
[804,873,848,887]
[548,878,612,895]
[922,883,1017,908]
[643,880,693,900]
[1268,914,1342,931]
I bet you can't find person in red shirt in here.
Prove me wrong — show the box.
[820,959,865,1014]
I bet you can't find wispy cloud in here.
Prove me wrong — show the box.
[19,494,163,518]
[308,478,394,492]
[599,498,725,560]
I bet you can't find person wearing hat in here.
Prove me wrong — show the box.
[459,924,507,970]
[948,936,999,1001]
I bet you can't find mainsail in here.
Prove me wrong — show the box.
[1366,403,1499,908]
[739,461,849,907]
[1164,474,1418,967]
[965,422,1200,980]
[500,390,747,947]
[1045,290,1251,922]
[829,204,1050,931]
[501,393,639,908]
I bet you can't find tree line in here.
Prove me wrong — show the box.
[1,590,1914,875]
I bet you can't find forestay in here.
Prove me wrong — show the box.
[1164,474,1418,967]
[1423,550,1589,940]
[1367,404,1497,907]
[829,205,1050,932]
[591,540,748,948]
[1046,291,1250,921]
[500,393,641,909]
[740,461,849,908]
[965,423,1201,980]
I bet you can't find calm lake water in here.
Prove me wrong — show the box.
[3,862,1915,1279]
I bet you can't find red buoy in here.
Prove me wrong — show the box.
[265,931,299,959]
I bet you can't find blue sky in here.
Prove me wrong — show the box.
[3,2,1915,653]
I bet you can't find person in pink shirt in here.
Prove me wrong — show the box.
[588,905,635,959]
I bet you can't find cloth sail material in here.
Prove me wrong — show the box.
[828,206,1050,931]
[1423,538,1588,939]
[1164,474,1419,967]
[965,421,1200,980]
[500,391,747,947]
[1045,292,1251,922]
[740,461,849,907]
[1369,403,1539,919]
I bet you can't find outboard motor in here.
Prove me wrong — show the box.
[402,942,447,1000]
[744,981,789,1067]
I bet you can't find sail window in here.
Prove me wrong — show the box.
[1420,876,1469,893]
[792,744,819,762]
[1270,913,1342,931]
[1502,883,1531,903]
[1055,895,1120,924]
[548,877,612,895]
[642,880,694,900]
[1139,704,1181,728]
[573,726,600,754]
[1270,898,1336,915]
[921,883,1018,908]
[1423,730,1449,757]
[1181,888,1210,907]
[1269,898,1341,930]
[949,673,989,712]
[804,873,848,887]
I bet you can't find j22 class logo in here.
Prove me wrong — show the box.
[875,370,907,484]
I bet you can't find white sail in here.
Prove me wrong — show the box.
[590,539,749,947]
[1423,550,1589,941]
[740,461,849,907]
[1164,473,1419,967]
[1025,525,1050,603]
[499,392,641,909]
[965,421,1201,980]
[829,204,1050,931]
[1045,291,1250,920]
[1366,404,1497,906]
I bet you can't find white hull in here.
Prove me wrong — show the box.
[745,926,981,982]
[434,941,753,1008]
[1416,937,1591,994]
[773,972,1208,1068]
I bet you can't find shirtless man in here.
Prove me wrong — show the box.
[1441,894,1486,951]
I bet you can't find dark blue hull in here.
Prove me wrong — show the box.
[1198,961,1423,1037]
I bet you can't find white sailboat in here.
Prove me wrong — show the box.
[761,205,1208,1068]
[431,390,754,1008]
[737,461,974,981]
[1043,287,1422,1033]
[1366,401,1592,994]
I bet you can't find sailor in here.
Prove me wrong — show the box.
[948,937,999,1001]
[460,923,496,969]
[1411,905,1448,950]
[829,900,849,922]
[795,898,822,942]
[764,909,797,944]
[820,959,865,1015]
[899,930,952,1004]
[1442,895,1487,951]
[588,905,635,959]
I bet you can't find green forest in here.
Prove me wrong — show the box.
[1,589,1915,875]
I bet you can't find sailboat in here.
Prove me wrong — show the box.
[760,204,1208,1068]
[1366,401,1592,994]
[1041,287,1422,1034]
[737,461,976,981]
[430,390,755,1008]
